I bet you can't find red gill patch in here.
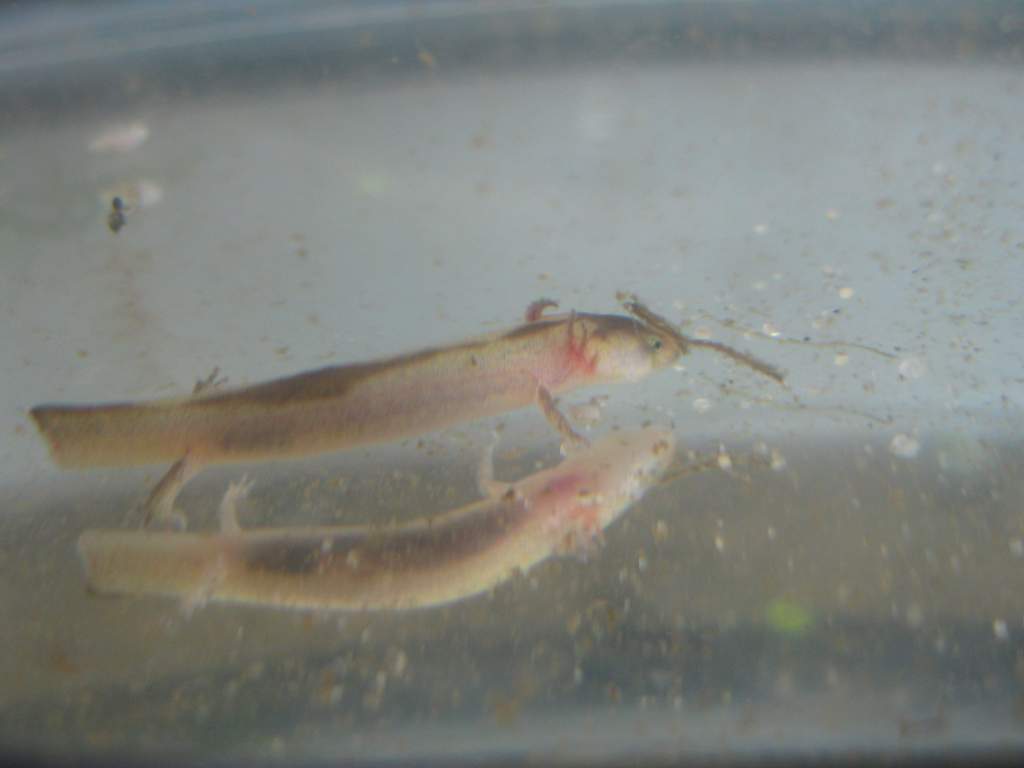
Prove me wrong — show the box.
[565,318,598,376]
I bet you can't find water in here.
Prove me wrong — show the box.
[2,0,1024,762]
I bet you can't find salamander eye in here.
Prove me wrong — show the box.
[647,336,663,351]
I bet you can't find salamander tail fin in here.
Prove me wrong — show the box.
[30,401,192,468]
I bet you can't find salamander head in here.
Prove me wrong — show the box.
[588,314,684,382]
[566,427,677,529]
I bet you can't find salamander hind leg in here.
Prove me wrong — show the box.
[180,554,228,618]
[219,475,254,534]
[477,431,516,501]
[142,455,202,530]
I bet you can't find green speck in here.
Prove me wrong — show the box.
[765,599,813,635]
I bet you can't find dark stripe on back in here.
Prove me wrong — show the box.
[189,321,570,408]
[241,496,531,579]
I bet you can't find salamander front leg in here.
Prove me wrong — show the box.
[536,384,589,455]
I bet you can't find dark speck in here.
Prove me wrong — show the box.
[107,197,126,234]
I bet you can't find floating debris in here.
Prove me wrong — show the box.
[621,296,785,382]
[889,434,921,459]
[653,520,670,543]
[993,619,1009,641]
[88,121,149,153]
[568,395,608,427]
[699,312,895,361]
[769,449,787,471]
[417,49,437,70]
[99,179,164,210]
[107,196,126,234]
[898,356,928,379]
[765,599,813,635]
[100,180,164,233]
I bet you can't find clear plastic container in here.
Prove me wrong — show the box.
[2,1,1023,763]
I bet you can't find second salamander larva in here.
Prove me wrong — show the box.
[77,428,675,612]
